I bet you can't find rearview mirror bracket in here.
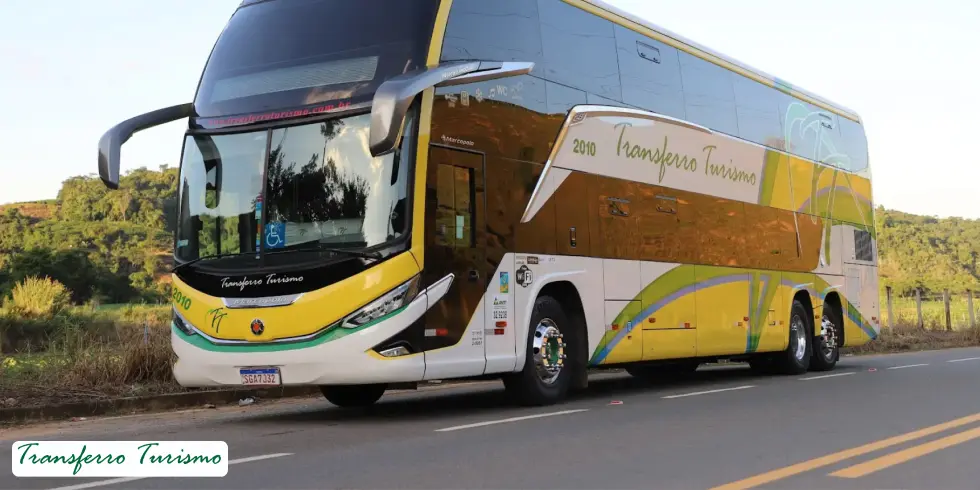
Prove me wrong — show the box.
[369,61,535,157]
[98,103,195,189]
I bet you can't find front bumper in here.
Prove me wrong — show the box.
[171,292,429,387]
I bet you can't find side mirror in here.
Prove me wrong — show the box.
[98,103,195,189]
[369,61,534,157]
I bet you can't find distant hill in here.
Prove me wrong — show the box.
[0,200,57,221]
[0,166,177,304]
[875,207,980,295]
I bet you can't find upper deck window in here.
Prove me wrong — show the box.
[194,0,439,118]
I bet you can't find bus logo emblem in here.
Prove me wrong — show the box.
[250,319,265,336]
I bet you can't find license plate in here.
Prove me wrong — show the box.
[239,367,281,386]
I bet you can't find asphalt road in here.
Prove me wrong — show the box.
[4,347,980,490]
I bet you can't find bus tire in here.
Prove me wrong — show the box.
[810,305,842,371]
[320,384,386,408]
[774,299,812,374]
[503,295,575,406]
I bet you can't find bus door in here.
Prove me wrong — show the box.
[421,145,488,379]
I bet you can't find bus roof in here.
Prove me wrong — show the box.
[574,0,862,124]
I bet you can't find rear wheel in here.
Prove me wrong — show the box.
[320,384,386,408]
[773,299,812,374]
[810,305,842,371]
[503,295,578,406]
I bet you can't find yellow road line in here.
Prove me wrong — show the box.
[830,425,980,478]
[709,412,980,490]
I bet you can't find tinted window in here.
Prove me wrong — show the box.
[441,0,544,66]
[432,74,552,162]
[176,132,267,261]
[194,0,439,117]
[778,93,846,167]
[546,81,586,115]
[613,25,686,120]
[838,118,869,173]
[537,0,622,101]
[678,52,739,135]
[265,114,413,250]
[732,75,783,150]
[587,92,632,108]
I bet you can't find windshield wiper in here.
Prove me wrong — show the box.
[171,245,382,273]
[171,252,253,273]
[314,245,383,261]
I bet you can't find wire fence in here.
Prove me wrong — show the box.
[882,287,979,331]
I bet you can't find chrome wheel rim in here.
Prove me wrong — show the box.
[791,314,807,361]
[820,314,837,361]
[532,318,565,384]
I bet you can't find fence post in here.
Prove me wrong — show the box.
[916,288,924,330]
[969,290,977,329]
[886,286,894,330]
[943,289,952,331]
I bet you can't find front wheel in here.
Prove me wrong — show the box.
[502,295,578,406]
[320,384,386,408]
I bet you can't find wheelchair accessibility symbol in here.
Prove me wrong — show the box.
[265,222,285,249]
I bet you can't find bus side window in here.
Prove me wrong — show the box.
[433,162,476,249]
[434,164,457,248]
[678,51,738,137]
[536,0,622,102]
[733,75,783,151]
[613,24,686,121]
[838,118,869,173]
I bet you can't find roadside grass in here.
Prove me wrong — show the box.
[2,299,980,410]
[842,319,980,356]
[0,305,182,408]
[884,295,978,331]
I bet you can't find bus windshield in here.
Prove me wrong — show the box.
[175,111,415,266]
[193,0,439,118]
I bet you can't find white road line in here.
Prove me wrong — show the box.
[799,372,855,381]
[434,409,589,432]
[948,357,980,363]
[46,453,293,490]
[887,363,930,370]
[662,385,755,399]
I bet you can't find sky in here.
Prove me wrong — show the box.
[1,0,977,218]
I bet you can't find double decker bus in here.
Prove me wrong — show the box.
[97,0,878,407]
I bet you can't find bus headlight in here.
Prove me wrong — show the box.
[172,307,196,336]
[341,275,421,329]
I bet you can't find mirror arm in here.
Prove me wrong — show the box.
[98,103,195,189]
[369,61,534,156]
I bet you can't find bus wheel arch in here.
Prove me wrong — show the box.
[503,281,587,405]
[811,292,844,371]
[537,281,589,391]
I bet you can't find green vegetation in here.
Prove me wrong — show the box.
[0,166,176,306]
[1,304,177,408]
[0,167,979,410]
[876,207,980,295]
